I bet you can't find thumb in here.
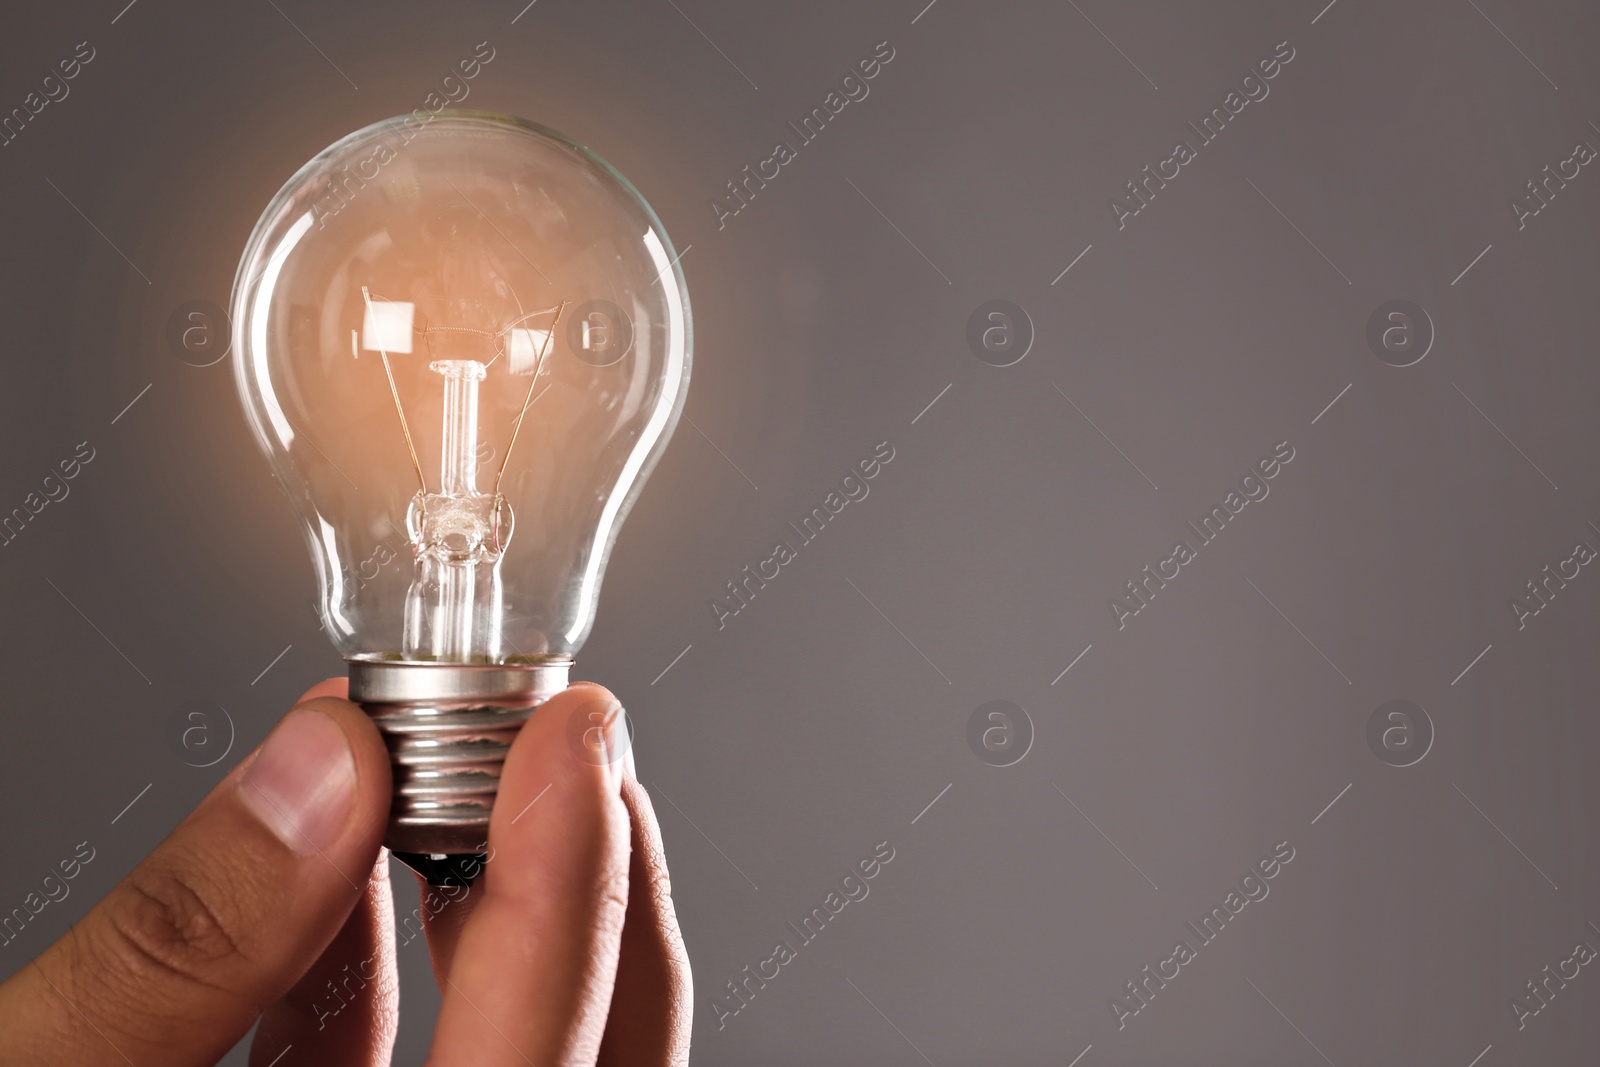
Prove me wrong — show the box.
[0,686,391,1067]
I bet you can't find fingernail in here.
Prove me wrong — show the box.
[603,706,630,784]
[565,691,630,783]
[598,702,630,785]
[240,708,358,855]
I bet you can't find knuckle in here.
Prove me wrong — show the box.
[595,861,630,918]
[99,862,248,996]
[591,816,633,922]
[551,794,630,921]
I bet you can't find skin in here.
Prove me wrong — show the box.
[0,678,693,1066]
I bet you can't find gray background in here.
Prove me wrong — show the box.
[1,0,1597,1063]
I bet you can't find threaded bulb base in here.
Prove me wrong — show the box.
[348,658,571,864]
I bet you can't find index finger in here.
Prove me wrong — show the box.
[425,684,632,1067]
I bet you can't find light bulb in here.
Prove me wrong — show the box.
[230,112,691,876]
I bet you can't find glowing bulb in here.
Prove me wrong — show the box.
[231,112,691,875]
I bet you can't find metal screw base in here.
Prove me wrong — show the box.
[348,658,571,859]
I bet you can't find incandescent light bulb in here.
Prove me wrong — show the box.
[230,111,691,880]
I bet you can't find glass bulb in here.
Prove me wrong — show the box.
[230,111,690,865]
[233,111,690,660]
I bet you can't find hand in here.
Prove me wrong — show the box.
[0,679,693,1066]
